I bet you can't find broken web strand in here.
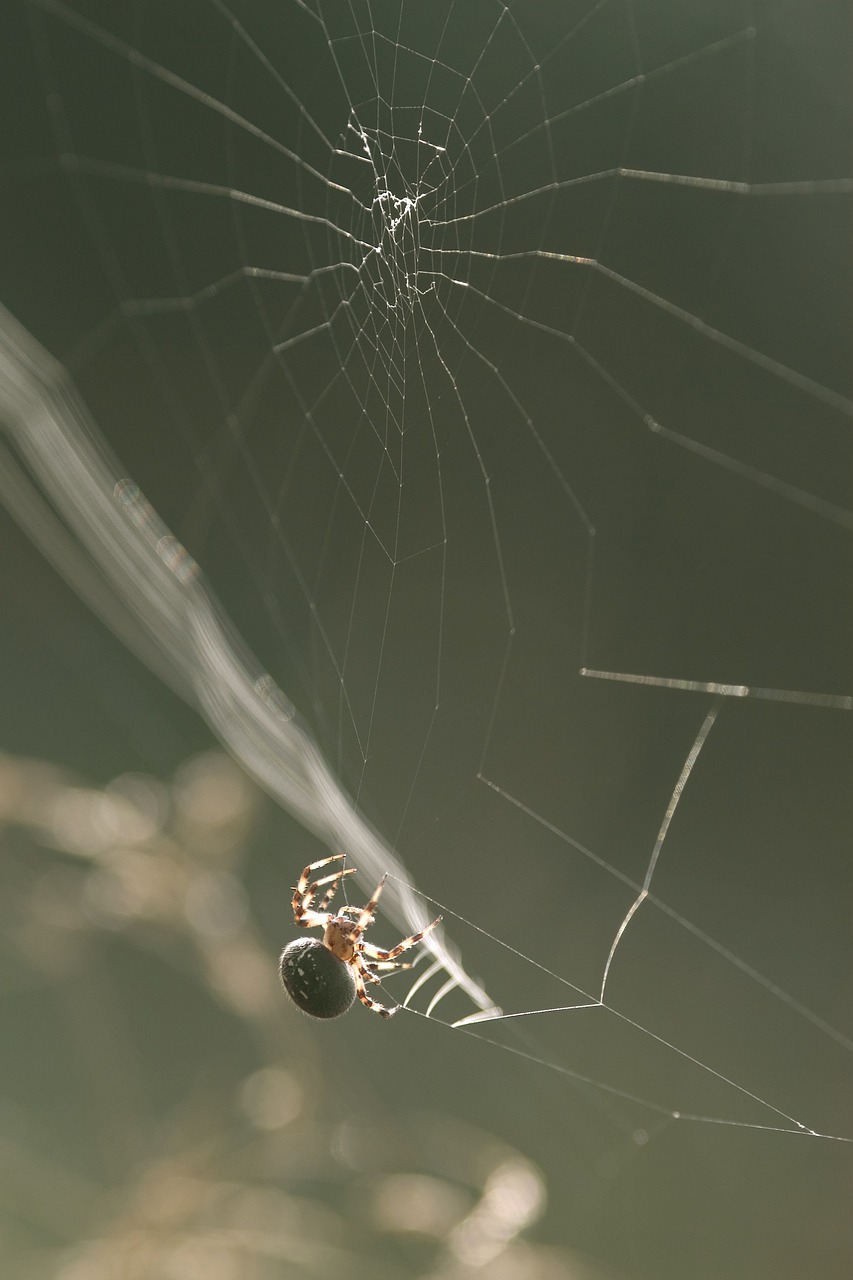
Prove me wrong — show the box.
[580,667,853,712]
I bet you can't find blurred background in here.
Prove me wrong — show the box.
[0,2,851,1278]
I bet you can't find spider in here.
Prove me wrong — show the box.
[279,854,441,1019]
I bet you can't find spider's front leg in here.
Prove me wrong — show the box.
[292,854,355,927]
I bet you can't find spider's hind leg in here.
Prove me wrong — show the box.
[353,964,397,1018]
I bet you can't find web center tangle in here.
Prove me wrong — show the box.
[349,112,448,317]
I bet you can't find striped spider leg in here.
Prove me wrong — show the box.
[292,853,356,929]
[285,857,441,1017]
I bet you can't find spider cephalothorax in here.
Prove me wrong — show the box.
[280,855,441,1018]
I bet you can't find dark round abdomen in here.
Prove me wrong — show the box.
[279,937,357,1019]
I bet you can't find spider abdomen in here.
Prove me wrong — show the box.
[279,937,356,1019]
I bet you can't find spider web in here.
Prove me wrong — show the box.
[1,0,851,1276]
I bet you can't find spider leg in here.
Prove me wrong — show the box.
[294,855,343,896]
[315,868,355,913]
[352,957,397,1018]
[295,855,354,901]
[365,915,442,962]
[354,873,387,931]
[292,907,330,929]
[292,872,351,928]
[292,856,355,925]
[362,953,415,972]
[359,957,412,981]
[362,941,415,964]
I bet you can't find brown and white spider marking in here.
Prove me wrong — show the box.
[292,854,441,1018]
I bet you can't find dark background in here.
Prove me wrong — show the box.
[0,3,851,1278]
